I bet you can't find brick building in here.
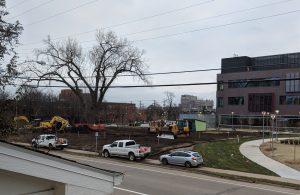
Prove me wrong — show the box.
[58,89,138,124]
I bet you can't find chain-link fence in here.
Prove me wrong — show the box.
[218,114,300,132]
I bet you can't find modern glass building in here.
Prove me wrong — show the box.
[216,52,300,129]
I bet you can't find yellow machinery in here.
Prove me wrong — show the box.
[148,120,164,133]
[14,116,69,131]
[48,116,70,131]
[14,116,30,129]
[151,119,190,138]
[168,120,190,136]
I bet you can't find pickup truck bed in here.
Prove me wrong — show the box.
[102,140,151,161]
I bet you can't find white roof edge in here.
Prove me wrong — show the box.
[0,141,123,179]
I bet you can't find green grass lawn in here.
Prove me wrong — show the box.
[194,138,277,176]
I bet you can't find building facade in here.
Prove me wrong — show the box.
[58,89,138,124]
[180,95,214,113]
[216,52,300,128]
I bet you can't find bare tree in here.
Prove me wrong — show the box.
[163,91,178,120]
[24,30,148,122]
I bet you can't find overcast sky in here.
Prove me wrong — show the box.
[5,0,300,107]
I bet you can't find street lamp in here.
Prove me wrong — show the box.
[270,114,276,157]
[262,111,266,143]
[231,112,234,131]
[275,110,279,140]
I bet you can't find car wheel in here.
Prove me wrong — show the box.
[162,158,168,165]
[49,143,53,149]
[185,161,192,168]
[32,142,37,149]
[103,150,110,158]
[129,152,136,161]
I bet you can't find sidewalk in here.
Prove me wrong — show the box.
[240,139,300,180]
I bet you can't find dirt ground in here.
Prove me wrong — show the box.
[7,127,259,158]
[260,141,300,171]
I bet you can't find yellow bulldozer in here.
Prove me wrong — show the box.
[14,116,70,132]
[150,119,190,139]
[168,120,190,136]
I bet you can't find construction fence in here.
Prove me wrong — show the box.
[219,114,300,132]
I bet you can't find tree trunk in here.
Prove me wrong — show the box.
[85,105,99,123]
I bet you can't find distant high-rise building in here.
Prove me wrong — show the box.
[179,94,214,113]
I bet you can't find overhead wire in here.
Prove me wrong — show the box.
[20,0,291,49]
[125,0,294,36]
[7,0,27,9]
[134,8,300,42]
[20,0,215,46]
[16,67,220,80]
[11,77,300,89]
[7,0,55,20]
[24,0,100,27]
[14,63,300,79]
[17,3,299,53]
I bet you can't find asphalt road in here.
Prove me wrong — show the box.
[52,152,300,195]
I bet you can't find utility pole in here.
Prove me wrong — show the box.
[139,100,142,113]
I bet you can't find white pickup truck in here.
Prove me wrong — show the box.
[32,134,68,149]
[102,140,151,161]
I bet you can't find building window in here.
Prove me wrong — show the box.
[286,72,300,92]
[217,97,224,108]
[228,77,280,88]
[248,93,273,112]
[280,96,300,105]
[217,82,224,91]
[228,97,244,105]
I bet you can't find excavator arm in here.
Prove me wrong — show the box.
[49,116,70,131]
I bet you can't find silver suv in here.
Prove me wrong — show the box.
[159,151,203,168]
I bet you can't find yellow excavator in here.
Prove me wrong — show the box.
[14,116,70,131]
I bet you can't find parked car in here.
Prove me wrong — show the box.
[102,140,151,161]
[159,151,203,168]
[32,134,68,149]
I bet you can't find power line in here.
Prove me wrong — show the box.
[101,0,214,29]
[125,0,293,36]
[16,67,220,79]
[22,0,290,48]
[20,0,215,46]
[8,0,55,20]
[24,0,100,27]
[18,5,300,53]
[12,77,300,89]
[134,8,300,42]
[7,0,27,9]
[14,63,300,80]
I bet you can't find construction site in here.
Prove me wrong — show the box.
[7,124,259,159]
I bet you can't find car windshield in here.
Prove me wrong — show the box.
[192,152,201,157]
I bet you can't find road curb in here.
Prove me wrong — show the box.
[12,142,300,190]
[140,161,300,190]
[59,147,300,190]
